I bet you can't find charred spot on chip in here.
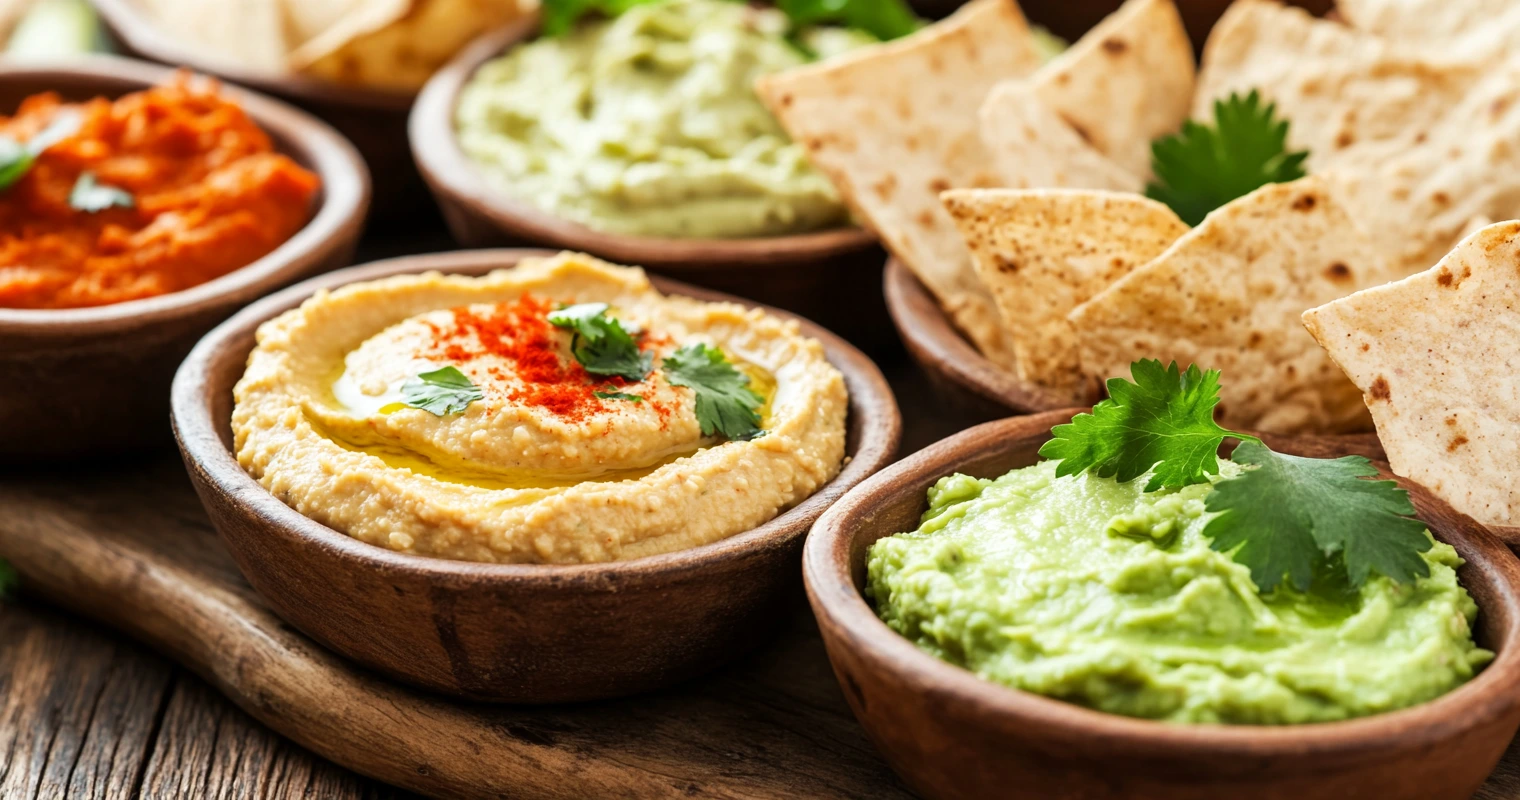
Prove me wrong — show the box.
[915,209,936,228]
[1101,38,1128,55]
[1360,342,1370,352]
[1369,376,1391,401]
[1325,262,1352,282]
[1448,435,1470,452]
[1432,191,1451,207]
[1335,131,1354,148]
[1446,416,1459,426]
[1437,267,1455,287]
[1291,193,1318,212]
[779,93,793,108]
[994,255,1020,274]
[928,177,951,194]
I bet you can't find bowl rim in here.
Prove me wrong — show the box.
[90,0,417,110]
[0,55,371,335]
[804,409,1520,753]
[171,247,902,586]
[883,256,1081,413]
[407,17,878,269]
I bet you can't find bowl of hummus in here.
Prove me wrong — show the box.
[805,408,1520,800]
[0,56,368,458]
[171,249,900,702]
[408,1,893,348]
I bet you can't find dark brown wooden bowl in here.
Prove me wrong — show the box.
[409,21,892,352]
[0,56,369,459]
[170,248,902,703]
[805,409,1520,800]
[91,0,423,223]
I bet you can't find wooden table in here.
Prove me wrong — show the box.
[4,231,1520,799]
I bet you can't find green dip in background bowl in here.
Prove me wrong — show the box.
[453,0,875,239]
[866,459,1492,725]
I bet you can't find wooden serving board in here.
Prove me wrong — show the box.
[0,456,912,800]
[8,441,1520,798]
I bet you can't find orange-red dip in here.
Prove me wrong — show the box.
[0,77,320,309]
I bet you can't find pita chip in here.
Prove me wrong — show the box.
[1068,176,1398,435]
[942,189,1187,399]
[1022,0,1195,177]
[978,80,1143,193]
[1303,220,1520,527]
[1336,0,1520,65]
[756,0,1042,367]
[140,0,288,72]
[292,0,523,91]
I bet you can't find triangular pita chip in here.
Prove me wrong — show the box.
[978,81,1143,193]
[1337,0,1520,65]
[1303,220,1520,526]
[292,0,522,90]
[1068,176,1398,435]
[1022,0,1194,177]
[756,0,1043,367]
[942,188,1187,399]
[141,0,289,72]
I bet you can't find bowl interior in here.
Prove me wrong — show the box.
[818,411,1520,737]
[178,248,901,580]
[409,18,876,270]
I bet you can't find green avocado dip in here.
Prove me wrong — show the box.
[866,459,1493,725]
[454,0,874,239]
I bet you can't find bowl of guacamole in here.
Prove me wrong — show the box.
[803,404,1520,800]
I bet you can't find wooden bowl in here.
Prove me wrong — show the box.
[409,21,892,353]
[805,409,1520,800]
[0,56,369,459]
[91,0,422,224]
[170,248,902,703]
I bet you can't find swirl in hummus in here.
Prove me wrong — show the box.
[232,252,849,564]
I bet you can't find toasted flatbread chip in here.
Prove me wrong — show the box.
[140,0,288,72]
[1069,176,1397,435]
[292,0,522,91]
[978,82,1142,193]
[756,0,1042,367]
[1195,0,1520,274]
[1303,220,1520,526]
[1337,0,1520,65]
[283,0,370,47]
[942,189,1187,399]
[1023,0,1194,177]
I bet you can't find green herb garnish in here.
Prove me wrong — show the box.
[662,343,764,441]
[595,390,644,402]
[548,302,654,382]
[1040,359,1430,593]
[401,366,484,416]
[1145,90,1309,226]
[0,558,17,599]
[541,0,919,43]
[0,110,82,191]
[69,171,133,213]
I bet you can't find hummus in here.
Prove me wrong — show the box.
[233,252,849,564]
[454,0,869,239]
[867,460,1491,724]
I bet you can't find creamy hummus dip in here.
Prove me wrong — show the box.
[233,252,849,564]
[867,460,1491,724]
[454,0,870,239]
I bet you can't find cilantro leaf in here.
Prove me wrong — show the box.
[1145,90,1309,226]
[662,343,764,440]
[69,171,134,213]
[0,110,82,191]
[540,0,662,36]
[401,366,484,416]
[1204,441,1432,592]
[1039,360,1247,492]
[775,0,920,42]
[595,390,644,402]
[548,302,653,382]
[0,558,16,599]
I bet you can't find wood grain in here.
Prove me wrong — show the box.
[0,458,912,800]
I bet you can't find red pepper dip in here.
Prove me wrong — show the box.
[0,76,320,309]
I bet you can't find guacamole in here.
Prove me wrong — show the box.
[454,0,870,239]
[867,460,1492,724]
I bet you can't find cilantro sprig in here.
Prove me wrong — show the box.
[663,343,765,441]
[549,302,653,382]
[402,366,484,416]
[540,0,919,46]
[0,110,82,191]
[1145,90,1309,226]
[69,171,133,213]
[1041,359,1430,593]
